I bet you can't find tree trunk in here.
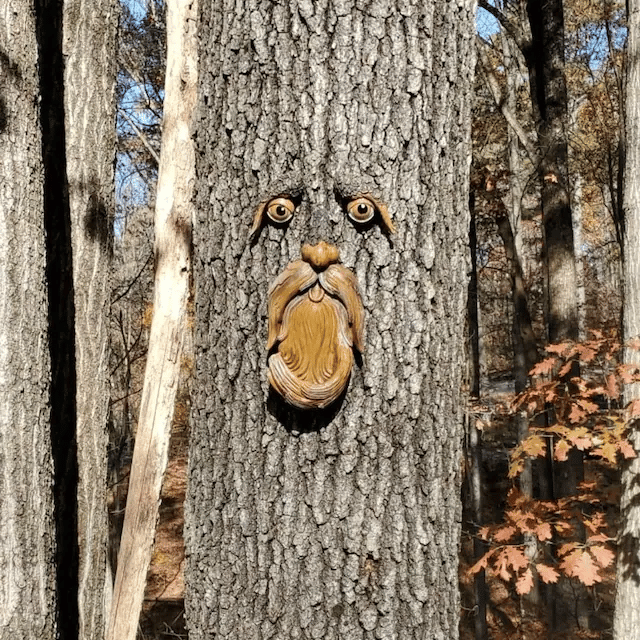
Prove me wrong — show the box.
[525,0,578,344]
[466,204,488,640]
[106,1,197,639]
[614,0,640,636]
[62,1,117,637]
[186,1,475,638]
[0,4,57,638]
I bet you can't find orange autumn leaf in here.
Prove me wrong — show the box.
[560,549,602,586]
[546,342,573,355]
[592,442,617,464]
[628,398,640,417]
[590,545,615,569]
[505,546,528,572]
[576,344,597,362]
[534,522,553,541]
[558,542,578,557]
[569,403,587,423]
[607,373,619,399]
[558,359,573,378]
[522,435,547,458]
[555,439,570,461]
[531,356,557,376]
[493,525,517,543]
[619,440,636,459]
[567,428,591,450]
[516,568,534,595]
[577,398,599,413]
[536,563,560,584]
[469,553,491,575]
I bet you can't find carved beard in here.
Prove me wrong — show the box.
[267,258,364,410]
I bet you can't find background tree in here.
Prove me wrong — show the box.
[614,0,640,635]
[62,1,118,637]
[0,3,57,637]
[186,0,476,637]
[106,1,196,638]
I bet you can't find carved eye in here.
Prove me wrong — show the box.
[266,197,295,224]
[346,197,376,224]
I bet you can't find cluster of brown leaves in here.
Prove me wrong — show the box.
[470,332,639,594]
[471,488,615,593]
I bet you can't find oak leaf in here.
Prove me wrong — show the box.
[558,542,578,557]
[628,398,640,417]
[592,442,617,464]
[590,545,614,569]
[505,546,528,572]
[534,522,553,541]
[567,427,591,450]
[516,568,534,595]
[531,356,556,376]
[607,374,619,399]
[536,563,560,584]
[560,549,602,586]
[587,533,610,543]
[469,553,491,575]
[493,525,517,543]
[522,435,546,458]
[546,342,572,355]
[576,344,597,362]
[555,439,570,461]
[577,398,599,413]
[558,360,573,378]
[619,440,636,459]
[569,404,587,424]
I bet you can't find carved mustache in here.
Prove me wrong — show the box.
[267,243,364,409]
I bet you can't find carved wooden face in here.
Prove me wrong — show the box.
[252,193,394,410]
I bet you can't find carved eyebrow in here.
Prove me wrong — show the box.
[345,192,396,235]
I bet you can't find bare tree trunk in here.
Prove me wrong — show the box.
[466,200,488,640]
[62,1,117,637]
[186,1,475,638]
[0,4,57,638]
[106,2,197,639]
[614,0,640,636]
[525,0,578,345]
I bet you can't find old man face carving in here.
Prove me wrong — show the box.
[266,241,364,409]
[252,193,394,410]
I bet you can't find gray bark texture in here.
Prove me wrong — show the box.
[63,1,117,637]
[0,2,57,638]
[525,0,578,344]
[186,1,476,638]
[614,0,640,636]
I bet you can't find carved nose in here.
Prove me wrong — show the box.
[301,241,340,271]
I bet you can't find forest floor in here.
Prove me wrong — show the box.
[130,378,618,640]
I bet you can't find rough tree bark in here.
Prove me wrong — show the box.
[525,0,578,344]
[0,3,57,638]
[186,1,476,638]
[62,1,117,637]
[614,0,640,635]
[106,2,197,639]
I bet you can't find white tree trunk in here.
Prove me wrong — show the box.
[105,2,197,639]
[614,0,640,635]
